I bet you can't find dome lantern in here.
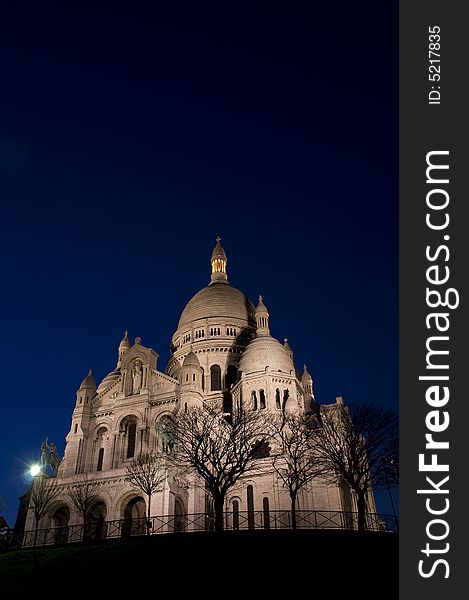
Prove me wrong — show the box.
[210,236,228,284]
[255,295,270,336]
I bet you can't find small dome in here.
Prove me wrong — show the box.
[119,331,130,349]
[302,364,313,382]
[238,336,295,375]
[183,351,200,367]
[79,369,96,390]
[96,368,120,393]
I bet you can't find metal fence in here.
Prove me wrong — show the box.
[13,510,398,549]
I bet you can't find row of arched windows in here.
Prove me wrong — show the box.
[251,389,266,410]
[232,486,271,530]
[251,388,289,411]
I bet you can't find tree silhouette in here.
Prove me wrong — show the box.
[268,412,325,529]
[29,475,61,548]
[67,476,101,541]
[125,452,167,536]
[314,401,398,531]
[174,405,265,532]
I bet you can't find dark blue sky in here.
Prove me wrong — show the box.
[0,4,397,526]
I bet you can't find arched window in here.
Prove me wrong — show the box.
[275,388,281,409]
[97,447,104,471]
[52,506,70,544]
[126,421,137,459]
[259,389,266,409]
[251,390,257,410]
[226,365,237,389]
[174,498,186,533]
[247,485,255,530]
[283,389,289,411]
[232,500,239,530]
[210,364,222,391]
[263,497,270,529]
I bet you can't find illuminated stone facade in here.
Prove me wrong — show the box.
[24,240,369,539]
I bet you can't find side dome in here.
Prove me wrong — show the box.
[238,336,295,375]
[183,350,200,367]
[177,283,256,330]
[97,368,120,394]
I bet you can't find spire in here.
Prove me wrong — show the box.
[117,330,130,367]
[255,295,270,336]
[210,236,228,284]
[284,338,293,359]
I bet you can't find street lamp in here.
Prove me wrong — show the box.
[30,464,42,477]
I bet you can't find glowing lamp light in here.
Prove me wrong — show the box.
[30,464,41,477]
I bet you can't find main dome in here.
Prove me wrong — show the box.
[177,282,256,330]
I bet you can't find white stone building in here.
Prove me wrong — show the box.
[24,239,367,541]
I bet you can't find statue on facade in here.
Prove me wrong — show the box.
[132,362,143,393]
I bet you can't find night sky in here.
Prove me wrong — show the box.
[0,3,397,527]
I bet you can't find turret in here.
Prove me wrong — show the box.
[284,338,293,360]
[117,330,130,367]
[61,369,96,477]
[302,364,315,413]
[255,295,270,336]
[76,369,96,406]
[179,350,204,410]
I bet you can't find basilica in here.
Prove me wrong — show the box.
[24,239,368,541]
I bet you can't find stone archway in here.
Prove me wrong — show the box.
[51,506,70,544]
[174,498,186,533]
[122,496,146,537]
[87,501,107,540]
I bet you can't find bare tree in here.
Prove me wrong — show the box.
[268,413,325,529]
[314,401,398,531]
[174,405,265,532]
[29,475,61,548]
[67,476,101,541]
[125,452,167,536]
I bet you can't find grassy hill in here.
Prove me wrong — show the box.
[0,529,398,596]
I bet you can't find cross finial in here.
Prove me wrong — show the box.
[216,236,221,243]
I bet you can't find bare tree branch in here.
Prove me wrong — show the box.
[29,475,61,547]
[67,475,101,541]
[314,402,398,531]
[125,452,167,535]
[267,412,326,529]
[174,405,265,531]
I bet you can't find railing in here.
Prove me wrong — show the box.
[17,510,398,549]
